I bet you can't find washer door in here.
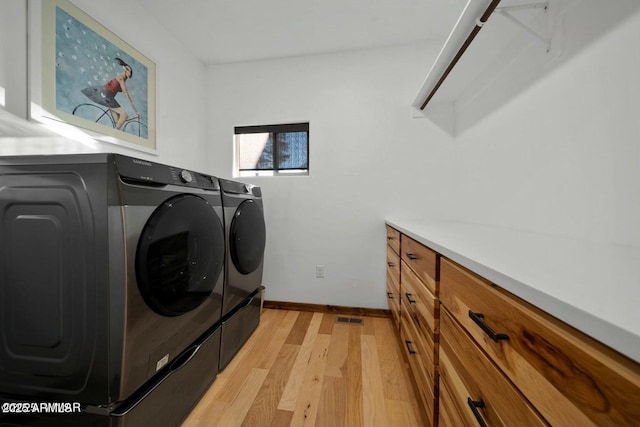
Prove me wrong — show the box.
[136,194,225,316]
[230,199,266,275]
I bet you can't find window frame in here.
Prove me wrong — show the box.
[234,122,309,177]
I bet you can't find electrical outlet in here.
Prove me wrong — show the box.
[316,265,325,278]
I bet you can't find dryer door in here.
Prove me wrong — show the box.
[136,194,225,316]
[229,199,266,274]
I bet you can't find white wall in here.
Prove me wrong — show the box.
[448,8,640,247]
[0,0,208,171]
[207,8,640,309]
[206,44,450,308]
[0,1,28,116]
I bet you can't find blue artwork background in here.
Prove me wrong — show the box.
[54,7,149,139]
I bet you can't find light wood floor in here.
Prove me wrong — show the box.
[182,308,427,427]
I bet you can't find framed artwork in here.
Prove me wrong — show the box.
[29,0,156,152]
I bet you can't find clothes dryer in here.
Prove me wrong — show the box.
[218,179,266,370]
[219,179,266,317]
[0,154,224,421]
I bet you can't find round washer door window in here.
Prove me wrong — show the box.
[230,199,266,275]
[136,194,225,316]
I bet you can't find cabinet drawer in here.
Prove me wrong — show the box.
[400,235,439,295]
[385,225,400,255]
[440,257,640,426]
[401,260,439,336]
[386,246,400,329]
[440,309,548,427]
[385,280,400,328]
[401,307,437,384]
[400,308,436,426]
[386,245,400,288]
[438,370,471,427]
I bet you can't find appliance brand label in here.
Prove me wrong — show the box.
[156,354,169,372]
[132,159,153,167]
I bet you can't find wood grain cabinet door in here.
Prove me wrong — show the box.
[439,309,549,427]
[440,257,640,426]
[385,245,401,328]
[386,225,400,255]
[400,235,439,295]
[401,261,439,336]
[386,245,400,289]
[400,305,437,427]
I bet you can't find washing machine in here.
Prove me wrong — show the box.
[218,178,266,370]
[0,154,224,425]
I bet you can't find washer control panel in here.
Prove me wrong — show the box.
[219,178,262,197]
[115,154,219,190]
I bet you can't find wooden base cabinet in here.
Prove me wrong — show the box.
[440,257,640,426]
[385,226,440,426]
[439,309,548,427]
[385,226,401,329]
[385,222,640,427]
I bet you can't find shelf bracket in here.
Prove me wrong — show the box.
[497,2,551,52]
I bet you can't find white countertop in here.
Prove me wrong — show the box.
[386,219,640,363]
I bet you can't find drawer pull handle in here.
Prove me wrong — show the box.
[387,236,395,240]
[387,292,394,299]
[467,398,488,427]
[404,340,416,355]
[387,262,395,267]
[469,311,510,342]
[406,253,418,261]
[405,293,416,304]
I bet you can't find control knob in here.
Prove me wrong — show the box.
[179,170,193,183]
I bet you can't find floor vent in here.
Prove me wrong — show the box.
[336,316,364,325]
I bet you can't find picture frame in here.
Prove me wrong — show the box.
[28,0,156,152]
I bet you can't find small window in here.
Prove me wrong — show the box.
[234,123,309,177]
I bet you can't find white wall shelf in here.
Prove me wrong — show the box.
[412,0,640,137]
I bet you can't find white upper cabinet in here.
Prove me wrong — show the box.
[413,0,640,136]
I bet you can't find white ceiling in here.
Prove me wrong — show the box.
[133,0,468,64]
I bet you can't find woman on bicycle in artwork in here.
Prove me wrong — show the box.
[81,57,141,130]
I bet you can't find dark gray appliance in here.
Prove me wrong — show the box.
[218,286,264,370]
[0,154,225,426]
[0,322,221,427]
[218,179,266,370]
